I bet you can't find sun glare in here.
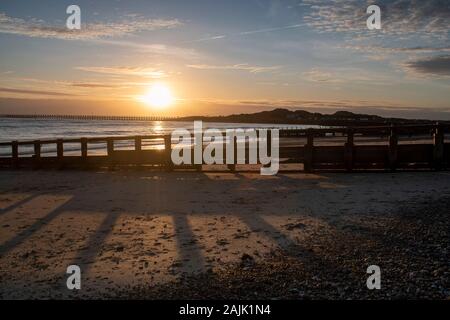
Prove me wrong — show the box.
[142,84,174,109]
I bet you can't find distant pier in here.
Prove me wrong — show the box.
[0,114,179,122]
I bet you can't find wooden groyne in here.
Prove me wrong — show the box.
[0,124,448,172]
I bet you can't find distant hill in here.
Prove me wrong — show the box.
[179,108,443,126]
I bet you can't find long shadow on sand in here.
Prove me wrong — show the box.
[0,170,357,281]
[0,196,71,257]
[0,193,41,216]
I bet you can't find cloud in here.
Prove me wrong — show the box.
[68,81,151,89]
[302,68,338,82]
[75,66,168,78]
[343,44,450,54]
[0,87,77,96]
[404,55,450,76]
[89,39,201,60]
[69,82,119,88]
[302,0,449,39]
[188,23,305,43]
[305,1,450,69]
[0,11,200,61]
[387,47,450,53]
[302,67,390,84]
[239,24,305,35]
[187,63,281,73]
[189,35,227,42]
[0,12,181,40]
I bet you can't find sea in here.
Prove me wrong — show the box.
[0,118,322,157]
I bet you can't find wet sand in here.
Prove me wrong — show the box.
[0,169,449,299]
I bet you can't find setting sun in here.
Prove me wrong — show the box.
[141,84,174,109]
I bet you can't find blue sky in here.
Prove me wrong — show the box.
[0,0,449,119]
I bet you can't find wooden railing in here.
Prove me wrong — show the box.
[0,124,448,172]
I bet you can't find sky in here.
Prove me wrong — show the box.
[0,0,449,119]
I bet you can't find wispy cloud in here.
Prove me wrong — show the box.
[342,45,450,55]
[239,24,305,35]
[0,77,154,95]
[69,82,119,88]
[187,63,281,73]
[0,12,182,40]
[75,66,168,78]
[0,12,200,59]
[189,35,227,42]
[302,0,449,39]
[92,39,201,60]
[302,68,338,83]
[0,87,77,96]
[302,67,390,84]
[188,23,305,43]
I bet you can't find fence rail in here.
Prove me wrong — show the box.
[0,124,449,172]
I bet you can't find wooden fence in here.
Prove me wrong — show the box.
[0,123,448,172]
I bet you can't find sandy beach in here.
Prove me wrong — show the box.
[0,169,448,299]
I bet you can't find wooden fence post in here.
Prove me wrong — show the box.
[227,135,237,172]
[194,132,203,172]
[81,138,88,159]
[33,140,41,169]
[433,122,444,170]
[135,136,142,151]
[164,135,173,171]
[388,124,398,171]
[261,130,272,170]
[345,128,354,172]
[304,129,314,173]
[12,141,19,169]
[57,139,64,169]
[107,138,114,169]
[57,139,64,159]
[107,138,114,156]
